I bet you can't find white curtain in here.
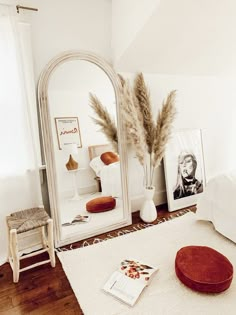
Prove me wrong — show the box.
[0,5,42,265]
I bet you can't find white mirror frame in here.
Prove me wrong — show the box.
[38,50,131,247]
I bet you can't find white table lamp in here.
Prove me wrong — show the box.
[63,143,83,200]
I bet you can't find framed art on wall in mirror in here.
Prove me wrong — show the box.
[55,116,82,150]
[164,129,206,212]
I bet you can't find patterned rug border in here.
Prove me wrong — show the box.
[56,209,192,252]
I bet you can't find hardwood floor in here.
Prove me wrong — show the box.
[0,204,196,315]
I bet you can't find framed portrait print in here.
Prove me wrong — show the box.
[163,129,205,212]
[55,117,82,150]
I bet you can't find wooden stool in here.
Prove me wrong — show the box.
[6,207,56,283]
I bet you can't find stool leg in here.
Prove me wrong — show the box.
[10,229,20,283]
[6,221,10,262]
[41,226,47,248]
[47,219,56,267]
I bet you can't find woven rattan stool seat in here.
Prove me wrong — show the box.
[6,207,55,282]
[6,207,50,234]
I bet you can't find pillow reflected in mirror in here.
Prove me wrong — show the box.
[101,151,119,165]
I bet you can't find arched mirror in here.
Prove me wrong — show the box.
[38,51,131,247]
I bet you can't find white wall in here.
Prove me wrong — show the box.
[144,74,236,180]
[123,72,236,207]
[25,0,112,79]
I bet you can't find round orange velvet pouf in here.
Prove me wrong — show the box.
[175,246,233,293]
[86,196,116,213]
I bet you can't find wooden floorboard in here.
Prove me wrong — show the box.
[0,204,196,315]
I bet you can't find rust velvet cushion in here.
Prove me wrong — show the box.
[100,152,119,165]
[175,246,233,293]
[86,196,116,213]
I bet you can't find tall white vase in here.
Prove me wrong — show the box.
[140,186,157,223]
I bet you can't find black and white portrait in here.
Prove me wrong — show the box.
[164,129,205,211]
[173,151,203,200]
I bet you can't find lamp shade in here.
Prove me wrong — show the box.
[70,143,78,155]
[63,143,78,155]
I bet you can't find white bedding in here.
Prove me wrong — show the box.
[197,170,236,243]
[89,155,122,197]
[100,161,122,198]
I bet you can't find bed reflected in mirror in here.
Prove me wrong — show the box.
[38,51,131,246]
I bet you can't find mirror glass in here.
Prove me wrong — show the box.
[38,52,131,246]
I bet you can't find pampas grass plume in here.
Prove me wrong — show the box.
[152,90,177,168]
[89,93,118,152]
[121,80,147,166]
[134,73,155,154]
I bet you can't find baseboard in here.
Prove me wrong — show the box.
[59,184,98,199]
[78,184,98,195]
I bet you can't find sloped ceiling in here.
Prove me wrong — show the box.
[114,0,236,76]
[112,0,160,63]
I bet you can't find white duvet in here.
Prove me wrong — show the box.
[100,161,122,198]
[197,170,236,243]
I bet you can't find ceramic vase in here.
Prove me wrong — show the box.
[140,186,157,223]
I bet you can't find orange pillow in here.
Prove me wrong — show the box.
[86,196,116,213]
[100,152,119,165]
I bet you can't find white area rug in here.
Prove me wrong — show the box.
[58,213,236,315]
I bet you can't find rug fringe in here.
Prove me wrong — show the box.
[57,208,192,251]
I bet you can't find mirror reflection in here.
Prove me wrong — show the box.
[47,59,125,240]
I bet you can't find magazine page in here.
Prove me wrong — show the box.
[103,259,158,306]
[62,214,90,226]
[119,259,158,285]
[72,214,90,223]
[103,271,145,306]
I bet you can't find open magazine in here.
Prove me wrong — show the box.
[62,214,90,226]
[103,259,159,306]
